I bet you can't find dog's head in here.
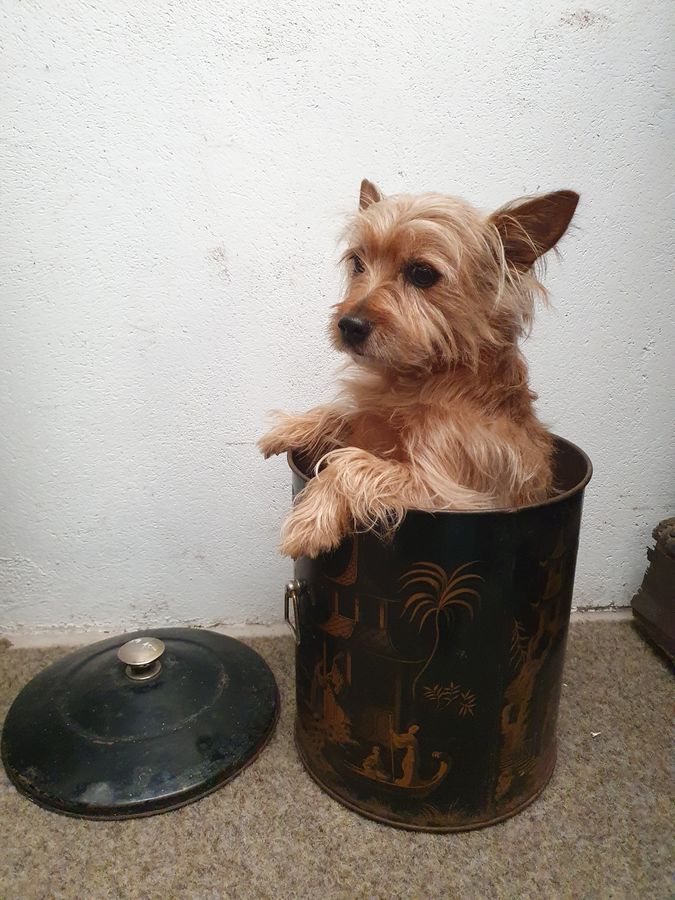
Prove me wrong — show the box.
[330,179,578,372]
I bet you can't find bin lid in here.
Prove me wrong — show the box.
[1,628,279,819]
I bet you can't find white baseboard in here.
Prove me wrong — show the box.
[571,607,633,622]
[1,622,290,649]
[1,609,632,649]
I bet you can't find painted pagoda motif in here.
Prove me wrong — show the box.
[295,540,485,807]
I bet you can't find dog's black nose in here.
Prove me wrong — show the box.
[338,315,372,346]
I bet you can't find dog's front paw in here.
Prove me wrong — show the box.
[258,417,299,458]
[280,500,347,560]
[258,429,288,460]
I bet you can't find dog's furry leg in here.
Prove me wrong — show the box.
[280,471,351,559]
[258,405,347,460]
[280,447,493,559]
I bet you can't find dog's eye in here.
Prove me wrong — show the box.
[351,254,365,275]
[406,263,440,289]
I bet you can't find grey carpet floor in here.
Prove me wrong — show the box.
[0,622,671,900]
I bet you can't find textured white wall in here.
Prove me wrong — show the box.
[1,1,674,631]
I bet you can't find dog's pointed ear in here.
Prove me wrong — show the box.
[359,179,382,210]
[490,190,579,270]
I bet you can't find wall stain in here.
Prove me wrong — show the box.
[208,244,230,281]
[559,9,613,30]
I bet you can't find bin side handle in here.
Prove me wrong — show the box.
[284,581,302,646]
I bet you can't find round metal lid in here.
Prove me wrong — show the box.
[1,628,279,819]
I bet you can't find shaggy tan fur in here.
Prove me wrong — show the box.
[260,180,578,558]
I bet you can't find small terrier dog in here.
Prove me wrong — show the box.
[260,179,578,559]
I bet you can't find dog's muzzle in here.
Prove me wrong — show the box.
[338,315,372,347]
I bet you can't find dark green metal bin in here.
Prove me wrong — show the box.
[286,436,592,831]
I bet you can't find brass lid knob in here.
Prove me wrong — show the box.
[117,637,165,681]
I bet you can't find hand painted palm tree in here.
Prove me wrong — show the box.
[401,561,483,698]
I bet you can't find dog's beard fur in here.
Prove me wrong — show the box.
[260,180,579,558]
